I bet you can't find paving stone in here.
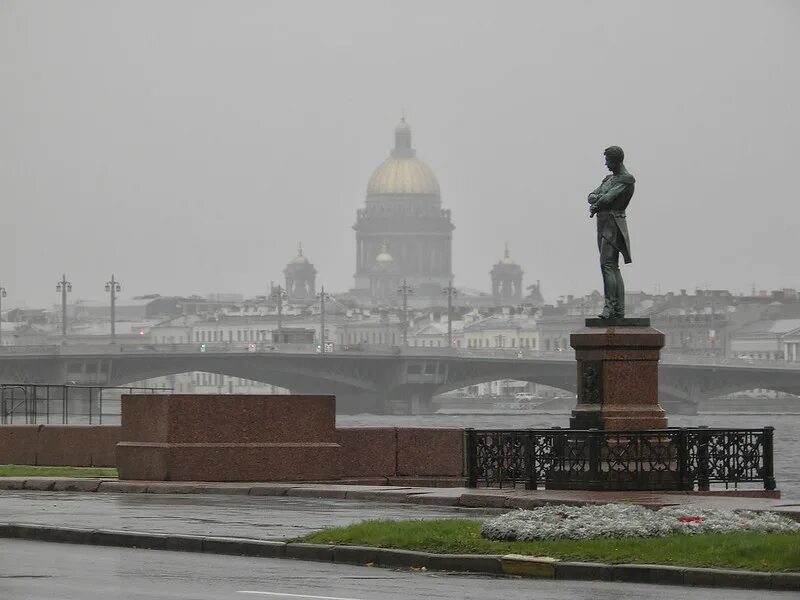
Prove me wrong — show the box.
[374,548,431,569]
[97,481,149,493]
[555,561,613,581]
[613,564,685,586]
[247,485,292,496]
[285,542,334,562]
[91,529,169,550]
[52,479,102,492]
[772,572,800,591]
[285,487,348,499]
[332,545,380,566]
[144,483,200,494]
[458,493,509,508]
[0,478,27,490]
[343,490,412,502]
[427,553,503,574]
[204,537,287,558]
[682,567,717,587]
[404,493,460,506]
[166,534,205,552]
[23,478,56,491]
[709,568,772,590]
[190,484,251,495]
[501,554,558,578]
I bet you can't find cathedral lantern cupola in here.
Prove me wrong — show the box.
[353,117,454,303]
[490,243,523,305]
[283,242,317,300]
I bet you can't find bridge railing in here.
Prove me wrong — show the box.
[0,384,171,425]
[465,427,776,492]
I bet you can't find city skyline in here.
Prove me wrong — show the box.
[1,1,798,308]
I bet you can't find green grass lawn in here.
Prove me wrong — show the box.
[298,519,800,573]
[0,464,117,478]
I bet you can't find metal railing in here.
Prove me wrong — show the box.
[0,384,172,425]
[465,427,775,491]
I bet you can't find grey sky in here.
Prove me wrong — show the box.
[1,0,798,308]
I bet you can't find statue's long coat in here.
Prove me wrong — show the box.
[590,168,635,264]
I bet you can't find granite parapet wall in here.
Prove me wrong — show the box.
[336,428,465,479]
[0,397,467,482]
[0,425,119,467]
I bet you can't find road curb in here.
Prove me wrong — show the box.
[0,523,797,591]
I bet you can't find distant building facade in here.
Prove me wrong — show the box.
[490,245,523,305]
[352,118,454,303]
[283,243,317,301]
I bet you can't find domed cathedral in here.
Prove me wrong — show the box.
[352,117,454,304]
[491,243,523,305]
[283,243,317,301]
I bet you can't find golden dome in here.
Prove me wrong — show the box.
[375,240,393,263]
[499,243,516,265]
[290,242,308,264]
[366,117,440,195]
[367,157,440,195]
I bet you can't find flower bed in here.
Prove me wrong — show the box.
[481,504,800,541]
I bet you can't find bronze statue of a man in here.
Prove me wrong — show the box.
[588,146,634,319]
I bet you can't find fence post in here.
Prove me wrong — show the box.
[697,426,710,492]
[464,428,477,488]
[588,428,601,490]
[676,428,690,491]
[63,386,69,425]
[763,426,776,491]
[525,429,536,490]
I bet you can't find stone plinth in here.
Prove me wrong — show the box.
[116,395,342,481]
[570,321,668,430]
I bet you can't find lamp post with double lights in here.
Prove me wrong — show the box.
[317,286,331,354]
[105,274,121,344]
[56,274,72,341]
[270,284,288,344]
[397,280,414,346]
[0,284,6,347]
[442,279,457,349]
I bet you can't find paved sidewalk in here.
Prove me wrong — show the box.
[0,490,499,539]
[1,477,798,517]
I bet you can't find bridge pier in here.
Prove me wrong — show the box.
[385,386,436,416]
[334,392,390,415]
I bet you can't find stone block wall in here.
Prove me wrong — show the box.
[0,425,119,467]
[0,395,467,482]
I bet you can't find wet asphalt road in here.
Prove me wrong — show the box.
[0,491,499,539]
[2,539,796,600]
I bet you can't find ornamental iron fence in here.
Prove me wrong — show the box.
[465,427,775,492]
[0,383,171,425]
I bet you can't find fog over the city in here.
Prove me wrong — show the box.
[1,0,798,308]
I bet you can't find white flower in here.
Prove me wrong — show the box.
[480,504,800,541]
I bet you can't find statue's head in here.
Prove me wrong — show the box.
[604,146,624,171]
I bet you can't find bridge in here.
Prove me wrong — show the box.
[0,343,798,414]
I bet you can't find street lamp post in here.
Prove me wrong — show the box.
[317,285,331,354]
[0,284,6,347]
[442,279,457,348]
[270,285,288,343]
[397,280,414,346]
[105,274,121,344]
[56,274,72,341]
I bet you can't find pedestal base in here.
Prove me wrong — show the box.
[116,394,342,481]
[570,325,667,431]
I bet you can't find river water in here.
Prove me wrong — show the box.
[337,411,800,499]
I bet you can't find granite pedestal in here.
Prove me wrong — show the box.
[569,318,668,431]
[116,395,342,481]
